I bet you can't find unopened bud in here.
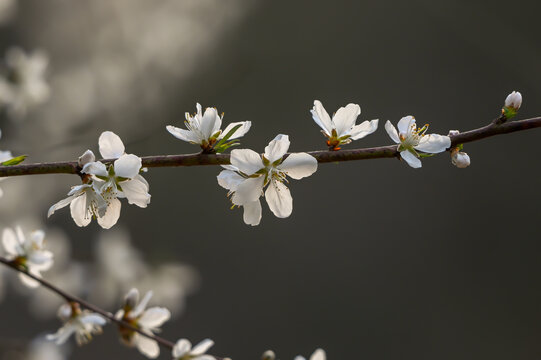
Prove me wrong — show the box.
[124,288,139,309]
[78,150,95,167]
[262,350,276,360]
[505,91,522,110]
[448,130,460,136]
[451,148,470,168]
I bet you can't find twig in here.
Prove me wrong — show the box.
[0,256,225,360]
[0,116,540,178]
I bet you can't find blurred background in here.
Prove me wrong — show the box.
[0,0,540,359]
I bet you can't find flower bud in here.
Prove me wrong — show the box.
[78,149,95,167]
[505,91,522,110]
[448,130,460,136]
[57,303,73,321]
[451,149,470,168]
[124,288,139,309]
[262,350,276,360]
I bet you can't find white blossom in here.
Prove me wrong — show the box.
[294,349,326,360]
[451,149,471,168]
[505,91,522,111]
[115,288,171,359]
[167,103,251,152]
[385,116,450,168]
[0,47,49,119]
[172,338,214,360]
[311,100,378,149]
[48,132,150,229]
[218,134,318,226]
[1,226,53,288]
[47,303,106,345]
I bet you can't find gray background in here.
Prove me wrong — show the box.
[1,0,541,359]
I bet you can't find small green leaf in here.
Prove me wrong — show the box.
[213,124,242,151]
[1,155,27,166]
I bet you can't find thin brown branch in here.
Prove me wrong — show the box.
[0,116,540,178]
[0,257,224,360]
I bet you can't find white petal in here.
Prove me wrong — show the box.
[397,116,415,136]
[82,161,108,177]
[132,291,153,318]
[70,194,91,227]
[114,154,142,179]
[310,100,333,134]
[243,200,262,226]
[415,134,450,153]
[99,131,125,159]
[349,119,379,140]
[46,324,77,345]
[138,307,171,329]
[191,339,214,355]
[27,251,53,267]
[400,150,422,168]
[231,176,264,205]
[311,349,326,360]
[19,269,40,288]
[278,153,318,180]
[218,121,252,140]
[264,134,290,163]
[200,107,221,140]
[30,230,45,247]
[97,198,121,229]
[166,125,201,144]
[81,314,107,326]
[2,228,23,256]
[121,176,151,208]
[230,149,264,175]
[78,149,96,166]
[384,121,400,144]
[135,333,160,359]
[217,170,244,191]
[173,339,192,358]
[265,180,293,218]
[294,357,306,360]
[332,103,360,136]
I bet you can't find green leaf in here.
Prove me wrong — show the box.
[1,155,27,166]
[213,124,242,151]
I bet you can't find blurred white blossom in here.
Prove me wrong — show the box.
[1,226,53,288]
[218,134,318,225]
[25,336,68,360]
[385,116,450,168]
[0,129,13,198]
[311,100,378,150]
[0,0,16,25]
[116,288,171,359]
[295,349,326,360]
[0,47,49,119]
[172,338,214,360]
[167,103,251,152]
[47,302,106,345]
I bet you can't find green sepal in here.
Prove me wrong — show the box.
[214,140,240,154]
[503,106,518,120]
[418,153,436,158]
[213,124,242,152]
[1,155,27,166]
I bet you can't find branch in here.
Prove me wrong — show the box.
[0,116,540,178]
[0,257,225,360]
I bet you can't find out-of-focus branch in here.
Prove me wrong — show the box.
[0,256,225,360]
[0,116,540,178]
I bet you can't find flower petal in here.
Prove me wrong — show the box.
[191,339,214,355]
[400,150,422,168]
[166,125,200,144]
[19,269,40,288]
[217,170,244,191]
[384,121,400,144]
[332,103,360,136]
[121,176,151,208]
[218,121,252,140]
[70,194,91,227]
[311,349,326,360]
[138,307,171,329]
[114,154,142,179]
[2,228,23,256]
[231,176,264,205]
[415,134,450,153]
[82,161,108,177]
[243,200,262,226]
[135,333,160,359]
[132,291,153,318]
[97,198,121,229]
[173,339,192,358]
[230,149,264,175]
[81,314,107,326]
[99,131,125,159]
[278,153,318,180]
[397,116,415,136]
[265,180,293,218]
[200,107,221,140]
[349,119,379,140]
[310,100,333,135]
[264,134,290,163]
